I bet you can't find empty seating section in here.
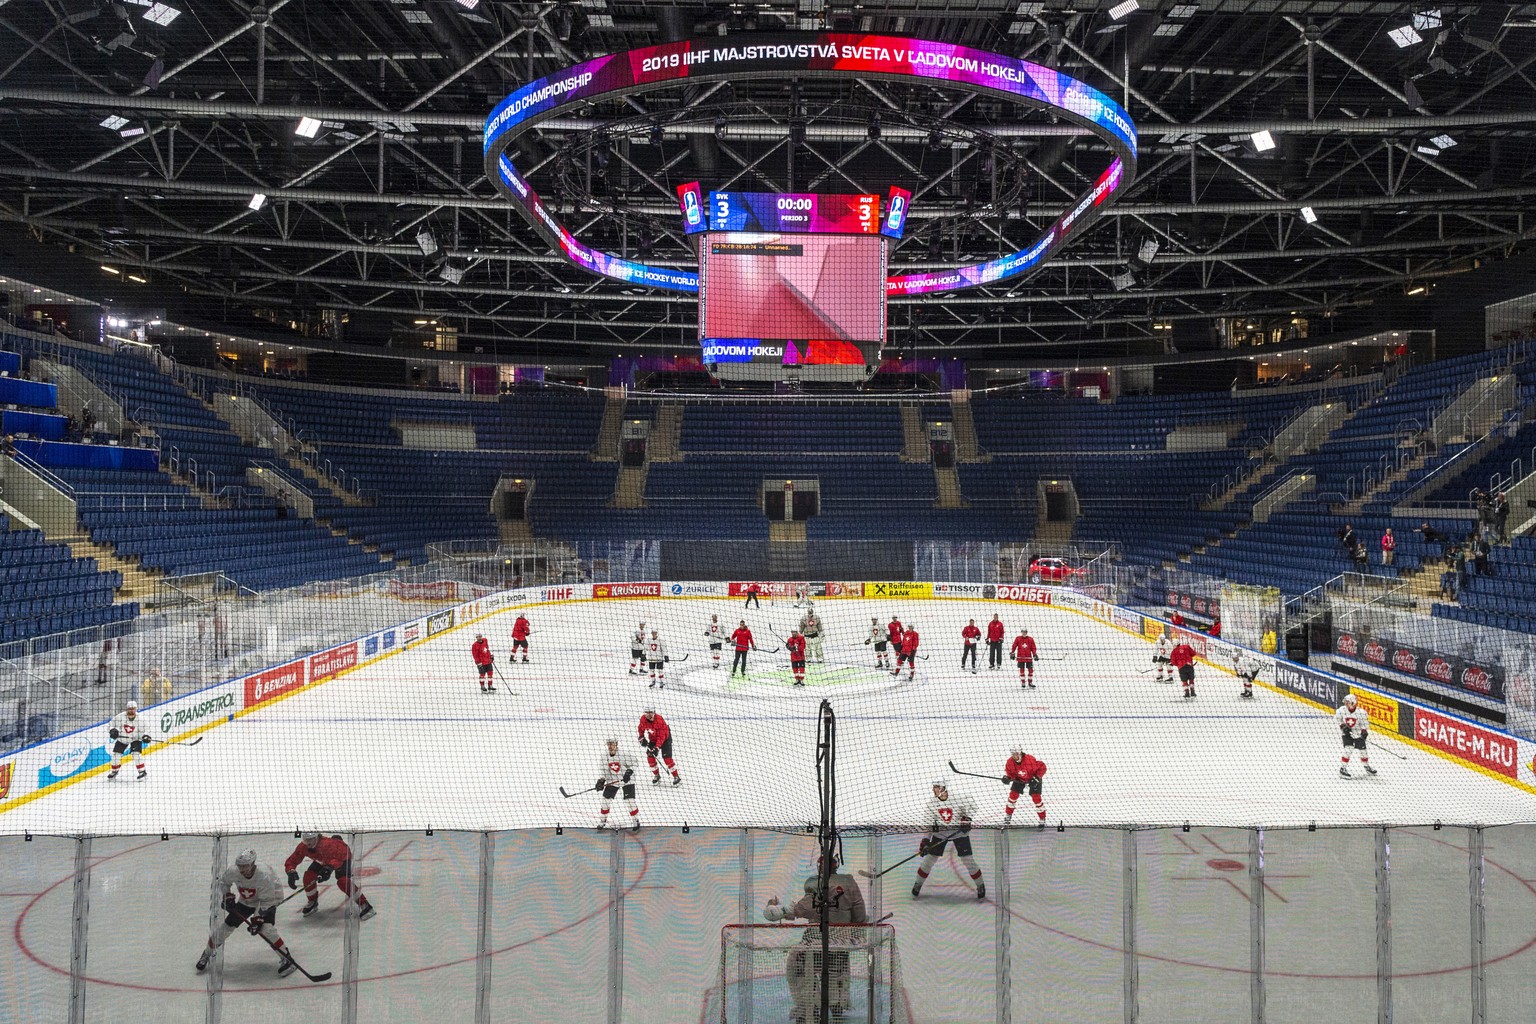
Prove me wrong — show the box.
[1331,350,1506,440]
[158,426,278,489]
[52,344,225,431]
[477,391,607,449]
[1438,537,1536,633]
[680,403,903,453]
[0,515,134,645]
[1419,422,1536,505]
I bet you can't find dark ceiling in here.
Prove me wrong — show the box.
[0,0,1533,362]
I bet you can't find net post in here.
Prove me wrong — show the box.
[1375,827,1392,1024]
[475,831,495,1024]
[1469,826,1486,1024]
[607,828,626,1024]
[1123,829,1138,1024]
[68,835,92,1024]
[994,826,1011,1024]
[341,831,361,1024]
[736,829,754,1024]
[868,832,884,1024]
[1248,828,1266,1024]
[206,836,226,1024]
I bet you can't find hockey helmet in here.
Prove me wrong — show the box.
[301,831,320,848]
[1344,693,1358,707]
[125,700,137,710]
[235,849,258,868]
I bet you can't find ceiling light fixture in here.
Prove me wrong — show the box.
[141,3,181,27]
[1300,206,1318,224]
[1431,134,1456,149]
[248,193,269,211]
[99,115,129,131]
[1388,25,1422,47]
[295,117,322,138]
[1108,0,1139,20]
[1250,129,1277,151]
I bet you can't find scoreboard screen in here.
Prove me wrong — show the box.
[708,192,879,234]
[698,231,887,376]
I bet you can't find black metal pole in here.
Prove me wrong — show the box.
[816,698,836,1024]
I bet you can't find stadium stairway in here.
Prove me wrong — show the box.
[950,393,986,462]
[593,388,626,462]
[899,404,928,463]
[58,532,160,601]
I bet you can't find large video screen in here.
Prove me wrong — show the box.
[699,232,886,371]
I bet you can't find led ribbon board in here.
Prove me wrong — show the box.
[484,34,1138,296]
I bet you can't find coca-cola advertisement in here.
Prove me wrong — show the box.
[1335,631,1504,700]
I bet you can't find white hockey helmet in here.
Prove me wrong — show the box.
[1344,693,1358,707]
[606,736,620,750]
[235,849,258,868]
[1011,744,1026,758]
[300,831,320,847]
[125,700,137,710]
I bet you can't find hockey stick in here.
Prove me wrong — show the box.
[1135,667,1155,675]
[1039,654,1068,661]
[254,931,331,984]
[558,783,603,799]
[493,663,518,697]
[948,761,1006,784]
[757,645,780,654]
[1370,738,1409,761]
[855,830,964,879]
[153,735,204,747]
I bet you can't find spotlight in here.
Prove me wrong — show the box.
[295,117,322,138]
[1250,130,1277,152]
[99,115,129,131]
[439,261,466,285]
[247,193,269,211]
[141,3,181,27]
[1388,25,1422,47]
[552,4,573,41]
[789,121,806,147]
[1300,206,1318,224]
[714,117,727,140]
[415,229,438,256]
[1111,270,1136,291]
[1108,0,1139,20]
[1431,134,1456,149]
[1415,145,1439,157]
[1136,239,1159,264]
[867,114,881,141]
[928,130,944,152]
[649,123,664,147]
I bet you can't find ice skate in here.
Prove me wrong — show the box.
[651,773,661,785]
[630,819,640,832]
[910,883,922,899]
[975,881,985,900]
[1364,764,1378,776]
[358,902,377,921]
[671,774,681,786]
[301,899,320,916]
[597,818,609,829]
[277,955,297,978]
[137,769,147,780]
[195,949,214,973]
[1339,765,1352,777]
[106,768,119,780]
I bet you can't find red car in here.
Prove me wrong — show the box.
[1029,557,1087,584]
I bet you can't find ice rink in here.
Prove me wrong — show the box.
[3,595,1535,1022]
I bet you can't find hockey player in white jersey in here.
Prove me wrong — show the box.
[598,738,640,830]
[106,701,152,780]
[1335,693,1376,777]
[703,613,725,669]
[867,618,889,669]
[798,609,825,663]
[645,629,668,689]
[1234,650,1262,699]
[911,780,985,900]
[764,853,867,1021]
[628,622,647,675]
[196,849,299,977]
[1152,634,1172,683]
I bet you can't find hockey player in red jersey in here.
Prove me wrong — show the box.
[285,832,376,920]
[893,624,920,680]
[1010,629,1038,688]
[886,616,903,654]
[638,708,681,786]
[1002,747,1048,826]
[730,620,755,677]
[471,635,496,693]
[985,614,1005,670]
[786,628,808,687]
[1169,639,1198,699]
[510,614,531,664]
[961,619,981,674]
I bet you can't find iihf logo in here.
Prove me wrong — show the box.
[683,190,701,227]
[885,194,905,230]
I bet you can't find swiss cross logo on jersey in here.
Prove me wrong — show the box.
[237,885,258,902]
[938,807,954,824]
[121,720,141,737]
[608,760,622,775]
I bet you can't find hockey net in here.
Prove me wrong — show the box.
[716,923,909,1024]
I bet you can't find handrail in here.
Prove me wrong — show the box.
[11,449,75,496]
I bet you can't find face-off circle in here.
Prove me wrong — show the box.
[484,33,1138,296]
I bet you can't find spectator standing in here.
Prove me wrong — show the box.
[1339,523,1357,551]
[140,668,172,706]
[1351,541,1368,569]
[1493,492,1510,542]
[1380,528,1395,566]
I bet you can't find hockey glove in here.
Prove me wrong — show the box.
[109,728,119,740]
[646,744,659,757]
[621,769,633,784]
[597,779,607,791]
[312,865,333,883]
[287,870,300,890]
[247,912,268,935]
[222,894,237,913]
[960,821,972,833]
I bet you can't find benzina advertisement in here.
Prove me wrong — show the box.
[594,582,663,599]
[1413,707,1519,779]
[1349,689,1400,735]
[309,642,359,682]
[991,584,1052,605]
[244,658,307,710]
[866,582,934,599]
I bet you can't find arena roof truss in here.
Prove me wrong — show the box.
[0,1,1533,358]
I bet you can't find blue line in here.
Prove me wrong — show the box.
[247,713,1321,725]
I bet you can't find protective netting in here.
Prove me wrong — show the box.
[716,924,907,1024]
